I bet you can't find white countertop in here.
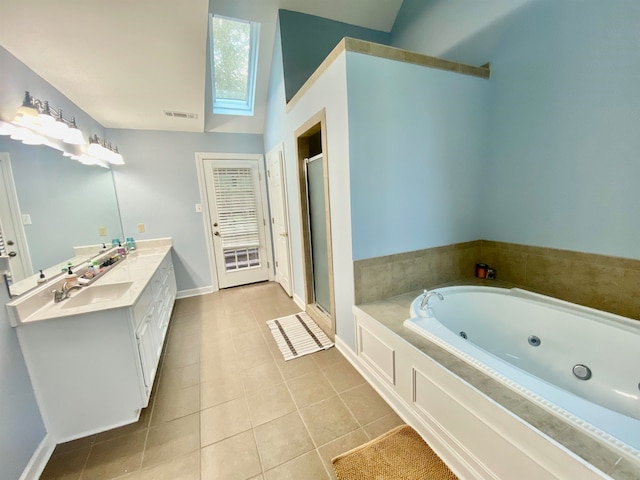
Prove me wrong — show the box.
[6,239,173,326]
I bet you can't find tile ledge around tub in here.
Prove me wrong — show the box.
[356,281,639,480]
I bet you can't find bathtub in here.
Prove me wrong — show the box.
[403,285,640,457]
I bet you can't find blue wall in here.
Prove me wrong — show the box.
[279,10,391,102]
[391,0,640,259]
[347,53,489,260]
[108,129,265,292]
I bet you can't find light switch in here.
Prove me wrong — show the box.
[195,203,203,213]
[21,214,32,225]
[137,223,145,233]
[98,226,107,236]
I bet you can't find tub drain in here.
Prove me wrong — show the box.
[573,364,592,380]
[528,335,541,347]
[459,331,467,339]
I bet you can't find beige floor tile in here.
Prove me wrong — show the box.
[52,435,96,457]
[151,384,200,425]
[299,395,359,447]
[263,451,330,480]
[275,354,320,380]
[161,344,200,370]
[96,405,152,443]
[241,359,283,394]
[200,344,238,371]
[157,362,200,392]
[82,430,146,480]
[233,330,268,350]
[142,413,199,469]
[310,348,345,369]
[138,451,199,480]
[201,397,252,447]
[41,446,90,480]
[253,412,314,470]
[321,359,365,393]
[200,376,244,409]
[287,371,335,409]
[317,429,369,478]
[237,344,275,370]
[248,476,265,480]
[362,411,405,440]
[340,383,392,426]
[250,302,282,322]
[201,430,262,480]
[246,383,296,426]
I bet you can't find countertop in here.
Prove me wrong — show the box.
[6,239,172,326]
[357,280,640,480]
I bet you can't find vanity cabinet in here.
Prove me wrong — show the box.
[15,250,177,442]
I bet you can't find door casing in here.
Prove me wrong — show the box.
[295,110,336,340]
[195,152,273,291]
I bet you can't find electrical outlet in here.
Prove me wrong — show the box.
[137,223,145,233]
[98,226,107,236]
[195,203,203,213]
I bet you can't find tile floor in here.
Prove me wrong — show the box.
[41,282,403,479]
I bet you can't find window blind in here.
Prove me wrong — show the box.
[212,167,260,250]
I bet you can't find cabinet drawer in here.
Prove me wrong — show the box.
[133,285,153,327]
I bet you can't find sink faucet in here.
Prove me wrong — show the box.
[52,283,83,303]
[419,290,444,317]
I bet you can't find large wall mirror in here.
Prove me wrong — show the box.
[0,138,123,297]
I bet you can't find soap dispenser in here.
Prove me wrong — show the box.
[117,241,126,258]
[37,269,46,284]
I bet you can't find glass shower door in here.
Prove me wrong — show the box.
[305,154,331,314]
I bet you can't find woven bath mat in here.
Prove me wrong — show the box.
[267,312,333,361]
[332,424,458,480]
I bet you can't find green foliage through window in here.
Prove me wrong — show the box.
[210,15,260,116]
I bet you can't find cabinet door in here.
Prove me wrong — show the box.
[136,317,158,399]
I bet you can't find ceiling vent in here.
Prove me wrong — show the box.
[163,110,198,119]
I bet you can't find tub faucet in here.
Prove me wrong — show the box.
[420,290,444,317]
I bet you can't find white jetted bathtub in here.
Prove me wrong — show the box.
[404,286,640,456]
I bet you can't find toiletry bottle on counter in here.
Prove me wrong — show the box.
[117,242,126,257]
[65,267,79,288]
[126,237,136,251]
[37,269,46,284]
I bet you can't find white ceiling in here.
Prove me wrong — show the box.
[0,0,403,134]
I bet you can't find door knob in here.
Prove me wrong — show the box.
[8,251,17,257]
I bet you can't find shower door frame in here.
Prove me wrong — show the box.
[295,110,336,340]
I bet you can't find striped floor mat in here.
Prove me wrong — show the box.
[267,312,334,361]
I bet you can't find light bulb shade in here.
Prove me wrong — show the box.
[16,104,38,118]
[63,127,86,145]
[0,121,15,136]
[37,112,56,128]
[87,141,103,157]
[110,151,125,165]
[46,119,69,140]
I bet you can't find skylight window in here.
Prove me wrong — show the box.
[210,14,260,116]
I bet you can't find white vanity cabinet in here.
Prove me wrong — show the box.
[15,250,177,442]
[134,253,176,399]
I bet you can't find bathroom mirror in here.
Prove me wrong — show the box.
[0,137,123,297]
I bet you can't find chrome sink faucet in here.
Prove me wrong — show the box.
[420,290,444,317]
[52,284,83,303]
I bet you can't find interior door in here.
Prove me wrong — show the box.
[267,146,293,296]
[203,158,269,289]
[0,153,31,283]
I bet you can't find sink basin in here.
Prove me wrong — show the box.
[62,282,134,309]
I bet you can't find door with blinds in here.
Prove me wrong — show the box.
[203,158,269,289]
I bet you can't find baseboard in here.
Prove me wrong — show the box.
[293,293,305,311]
[176,286,214,299]
[19,433,55,480]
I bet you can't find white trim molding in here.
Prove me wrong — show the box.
[19,434,55,480]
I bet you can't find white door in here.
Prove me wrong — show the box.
[266,145,293,296]
[203,158,270,289]
[0,153,31,283]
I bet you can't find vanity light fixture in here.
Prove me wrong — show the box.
[10,91,86,147]
[88,134,125,165]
